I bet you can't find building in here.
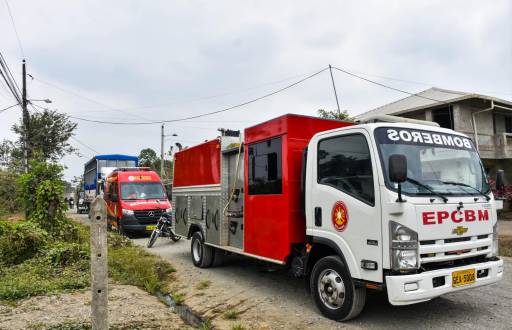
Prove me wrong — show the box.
[357,87,512,184]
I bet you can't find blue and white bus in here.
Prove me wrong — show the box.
[83,154,138,211]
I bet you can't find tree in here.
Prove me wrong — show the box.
[12,108,77,164]
[138,148,158,167]
[317,109,353,122]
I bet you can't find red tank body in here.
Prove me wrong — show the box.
[243,114,353,261]
[173,139,221,187]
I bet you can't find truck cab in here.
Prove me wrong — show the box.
[104,168,171,236]
[304,121,503,318]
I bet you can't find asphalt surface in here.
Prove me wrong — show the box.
[72,212,512,329]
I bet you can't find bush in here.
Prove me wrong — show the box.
[0,220,48,266]
[0,170,22,215]
[43,242,89,266]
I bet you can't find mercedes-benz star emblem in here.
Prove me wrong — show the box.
[148,211,154,217]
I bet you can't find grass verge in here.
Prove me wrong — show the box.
[0,218,175,303]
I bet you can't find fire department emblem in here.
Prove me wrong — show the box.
[331,201,348,232]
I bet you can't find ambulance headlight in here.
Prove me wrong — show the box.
[390,221,418,271]
[491,221,499,257]
[122,209,134,216]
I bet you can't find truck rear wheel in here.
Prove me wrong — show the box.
[191,231,214,268]
[310,255,366,321]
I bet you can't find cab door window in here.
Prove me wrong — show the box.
[317,134,374,205]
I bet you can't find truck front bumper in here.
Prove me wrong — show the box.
[386,258,503,306]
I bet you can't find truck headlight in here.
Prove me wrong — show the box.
[491,221,499,257]
[390,221,419,271]
[122,209,134,216]
[166,207,172,214]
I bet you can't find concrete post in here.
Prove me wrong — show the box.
[90,196,108,330]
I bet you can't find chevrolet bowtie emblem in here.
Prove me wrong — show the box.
[452,226,468,236]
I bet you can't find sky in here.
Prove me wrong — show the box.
[1,0,511,181]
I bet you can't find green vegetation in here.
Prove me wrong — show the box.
[317,108,353,121]
[171,290,186,305]
[223,308,241,320]
[108,245,175,293]
[0,170,22,215]
[231,324,246,330]
[195,280,211,290]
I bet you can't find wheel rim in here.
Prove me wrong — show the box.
[318,268,345,310]
[192,238,202,262]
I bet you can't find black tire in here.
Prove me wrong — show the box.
[190,231,214,268]
[310,255,366,321]
[147,229,160,248]
[170,233,181,242]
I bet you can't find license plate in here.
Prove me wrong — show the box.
[452,269,476,287]
[146,225,157,231]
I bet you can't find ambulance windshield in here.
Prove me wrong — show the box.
[375,127,489,197]
[121,182,165,200]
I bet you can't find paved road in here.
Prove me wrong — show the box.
[72,212,512,329]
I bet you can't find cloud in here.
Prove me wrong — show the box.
[0,0,510,180]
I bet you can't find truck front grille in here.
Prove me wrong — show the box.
[419,234,491,264]
[133,209,164,223]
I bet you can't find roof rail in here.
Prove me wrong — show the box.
[112,167,152,172]
[356,114,440,127]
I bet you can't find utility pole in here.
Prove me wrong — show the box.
[22,59,29,173]
[328,64,341,117]
[160,123,165,179]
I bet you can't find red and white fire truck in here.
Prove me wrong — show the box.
[171,114,504,320]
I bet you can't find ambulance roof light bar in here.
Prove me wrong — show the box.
[356,114,440,127]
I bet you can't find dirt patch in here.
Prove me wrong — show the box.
[0,284,191,330]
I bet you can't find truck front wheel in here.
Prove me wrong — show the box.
[191,231,214,268]
[310,255,366,321]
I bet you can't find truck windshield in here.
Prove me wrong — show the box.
[375,127,489,197]
[121,182,165,200]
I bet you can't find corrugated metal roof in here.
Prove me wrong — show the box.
[357,87,512,120]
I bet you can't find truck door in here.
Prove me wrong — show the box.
[309,129,382,283]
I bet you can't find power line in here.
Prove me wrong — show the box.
[332,65,448,104]
[0,53,22,104]
[4,0,25,59]
[33,68,324,117]
[0,103,19,113]
[30,77,151,122]
[70,136,100,154]
[66,67,330,125]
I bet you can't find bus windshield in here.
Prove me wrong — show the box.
[121,182,165,200]
[375,127,489,197]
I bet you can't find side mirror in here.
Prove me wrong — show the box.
[389,154,407,203]
[496,169,505,192]
[111,194,118,202]
[389,154,407,183]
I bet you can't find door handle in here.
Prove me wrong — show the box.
[315,207,322,227]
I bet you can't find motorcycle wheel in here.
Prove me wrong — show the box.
[147,229,160,248]
[170,233,181,242]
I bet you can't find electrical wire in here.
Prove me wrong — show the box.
[4,0,25,59]
[0,53,22,104]
[332,65,448,104]
[65,67,330,125]
[29,77,152,122]
[0,103,19,113]
[70,136,100,154]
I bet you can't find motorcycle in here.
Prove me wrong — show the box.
[147,213,181,248]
